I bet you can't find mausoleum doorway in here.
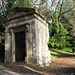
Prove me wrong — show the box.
[15,31,26,62]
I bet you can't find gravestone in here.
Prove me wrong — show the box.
[5,7,51,66]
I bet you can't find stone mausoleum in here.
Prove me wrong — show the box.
[5,7,51,66]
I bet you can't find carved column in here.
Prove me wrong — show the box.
[10,29,15,62]
[5,28,12,62]
[25,24,33,63]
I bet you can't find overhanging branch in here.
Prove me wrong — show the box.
[61,7,73,15]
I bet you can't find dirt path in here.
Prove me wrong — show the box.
[0,50,75,75]
[51,50,75,67]
[0,69,34,75]
[40,50,75,75]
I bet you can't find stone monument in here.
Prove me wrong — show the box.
[5,7,51,66]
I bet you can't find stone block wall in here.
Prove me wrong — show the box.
[35,14,51,65]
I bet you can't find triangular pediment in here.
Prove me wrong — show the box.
[5,7,35,21]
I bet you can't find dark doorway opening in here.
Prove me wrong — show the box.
[0,36,5,62]
[0,43,4,62]
[15,31,26,62]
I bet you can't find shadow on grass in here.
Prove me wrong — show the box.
[51,50,75,58]
[66,51,74,53]
[51,54,60,57]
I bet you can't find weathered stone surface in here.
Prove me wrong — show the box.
[5,7,51,66]
[35,18,51,65]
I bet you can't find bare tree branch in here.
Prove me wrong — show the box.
[61,7,73,15]
[58,0,64,22]
[55,0,61,12]
[50,0,55,7]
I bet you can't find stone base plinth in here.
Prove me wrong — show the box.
[25,56,37,64]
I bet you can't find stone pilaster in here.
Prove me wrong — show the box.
[5,28,12,62]
[10,29,15,62]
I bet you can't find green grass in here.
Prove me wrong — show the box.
[51,51,61,59]
[50,48,75,55]
[50,47,75,59]
[0,62,10,66]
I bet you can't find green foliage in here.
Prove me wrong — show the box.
[51,12,59,36]
[49,33,71,49]
[48,12,72,49]
[51,51,61,59]
[60,16,72,31]
[12,0,32,8]
[6,0,16,14]
[0,62,10,66]
[6,0,32,15]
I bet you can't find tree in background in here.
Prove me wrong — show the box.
[5,0,32,15]
[44,0,74,50]
[0,0,5,62]
[0,0,5,36]
[48,12,72,49]
[71,0,75,52]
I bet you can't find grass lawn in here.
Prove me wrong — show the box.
[0,62,10,66]
[50,47,75,54]
[50,47,75,59]
[51,51,61,59]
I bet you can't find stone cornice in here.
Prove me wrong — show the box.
[4,7,51,25]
